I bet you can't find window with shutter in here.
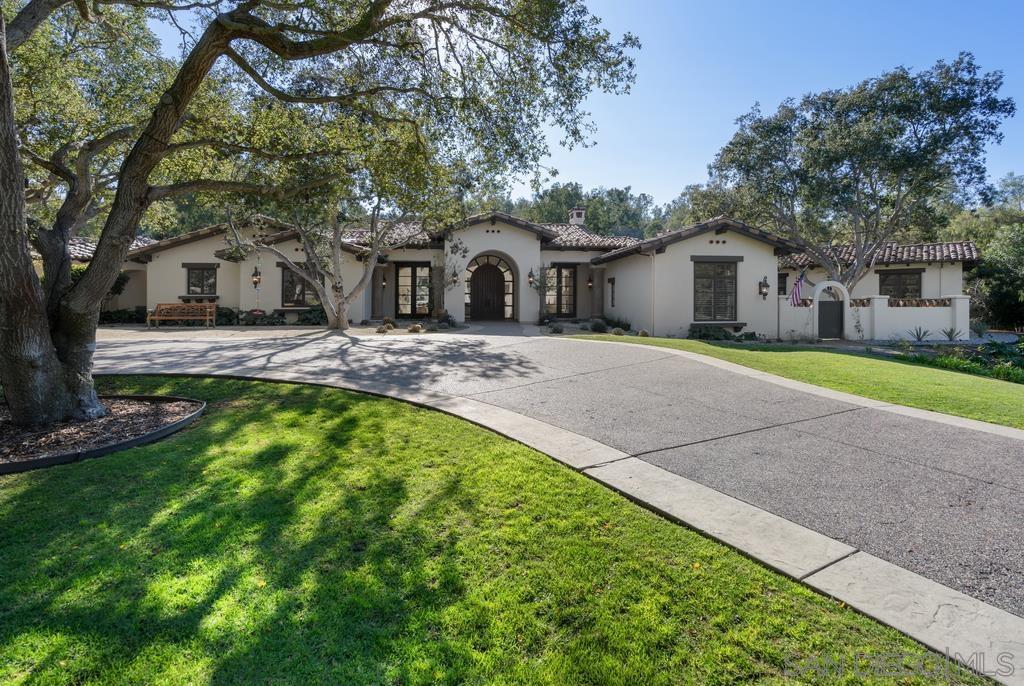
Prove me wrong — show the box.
[693,261,737,321]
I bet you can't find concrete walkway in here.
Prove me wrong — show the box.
[94,324,1024,682]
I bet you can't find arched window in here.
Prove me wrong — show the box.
[464,255,515,320]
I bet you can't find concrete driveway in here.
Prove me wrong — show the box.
[94,324,1024,619]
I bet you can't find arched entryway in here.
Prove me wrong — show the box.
[464,254,515,321]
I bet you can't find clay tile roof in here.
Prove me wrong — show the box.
[778,240,980,269]
[62,236,155,262]
[539,223,639,251]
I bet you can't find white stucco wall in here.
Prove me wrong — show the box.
[443,220,542,323]
[603,230,781,337]
[143,234,240,309]
[107,266,147,311]
[780,262,964,298]
[602,253,653,331]
[140,232,371,322]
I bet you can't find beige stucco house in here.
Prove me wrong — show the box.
[105,210,977,341]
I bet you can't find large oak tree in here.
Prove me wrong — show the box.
[710,53,1014,289]
[0,0,637,426]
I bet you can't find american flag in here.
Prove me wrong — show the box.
[789,271,806,306]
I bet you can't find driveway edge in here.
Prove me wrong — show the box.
[96,370,1024,684]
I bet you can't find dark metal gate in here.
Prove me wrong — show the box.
[818,300,844,339]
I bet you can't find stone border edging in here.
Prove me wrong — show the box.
[93,371,1024,684]
[0,395,206,475]
[571,337,1024,442]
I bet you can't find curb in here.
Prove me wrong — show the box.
[94,368,1024,684]
[0,395,206,475]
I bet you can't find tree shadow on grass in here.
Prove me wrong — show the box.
[0,378,479,684]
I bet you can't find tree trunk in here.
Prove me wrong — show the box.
[0,17,104,425]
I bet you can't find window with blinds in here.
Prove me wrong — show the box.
[694,262,737,321]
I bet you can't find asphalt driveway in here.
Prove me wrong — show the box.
[94,324,1024,618]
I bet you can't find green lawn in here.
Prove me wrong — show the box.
[576,334,1024,430]
[0,377,985,685]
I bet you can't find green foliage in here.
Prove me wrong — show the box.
[940,327,963,342]
[98,308,145,325]
[972,223,1024,328]
[710,53,1014,286]
[588,318,608,333]
[601,315,631,331]
[517,182,658,236]
[297,306,328,326]
[240,309,285,326]
[610,327,625,336]
[970,320,989,338]
[0,375,977,684]
[213,307,237,326]
[906,327,931,342]
[547,323,564,334]
[688,324,737,341]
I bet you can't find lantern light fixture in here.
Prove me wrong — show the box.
[251,266,262,289]
[587,276,593,289]
[527,269,535,286]
[758,275,770,300]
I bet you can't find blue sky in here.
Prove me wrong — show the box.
[149,1,1024,206]
[509,0,1024,204]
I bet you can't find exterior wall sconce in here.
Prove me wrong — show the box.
[758,275,770,300]
[528,269,535,286]
[381,275,387,289]
[587,276,594,289]
[448,267,460,286]
[251,266,261,289]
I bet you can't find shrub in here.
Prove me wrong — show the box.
[383,316,395,326]
[548,323,564,334]
[441,312,457,328]
[98,308,145,324]
[736,331,758,341]
[426,323,439,332]
[375,325,388,334]
[906,326,931,342]
[602,315,631,331]
[589,319,608,333]
[241,309,286,326]
[578,323,589,331]
[611,327,625,336]
[638,329,650,337]
[688,324,735,341]
[216,306,239,326]
[438,322,450,330]
[359,319,370,326]
[384,322,394,331]
[970,320,989,338]
[940,327,963,342]
[297,305,328,325]
[407,323,423,333]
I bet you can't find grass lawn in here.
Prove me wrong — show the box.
[576,334,1024,430]
[0,377,985,685]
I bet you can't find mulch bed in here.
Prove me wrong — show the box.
[0,398,203,464]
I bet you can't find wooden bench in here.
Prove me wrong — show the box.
[147,303,216,328]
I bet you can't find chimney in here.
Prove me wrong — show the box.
[568,206,586,226]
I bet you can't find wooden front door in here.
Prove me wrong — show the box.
[818,300,844,339]
[470,263,505,320]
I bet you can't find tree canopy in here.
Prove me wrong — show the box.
[709,52,1014,288]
